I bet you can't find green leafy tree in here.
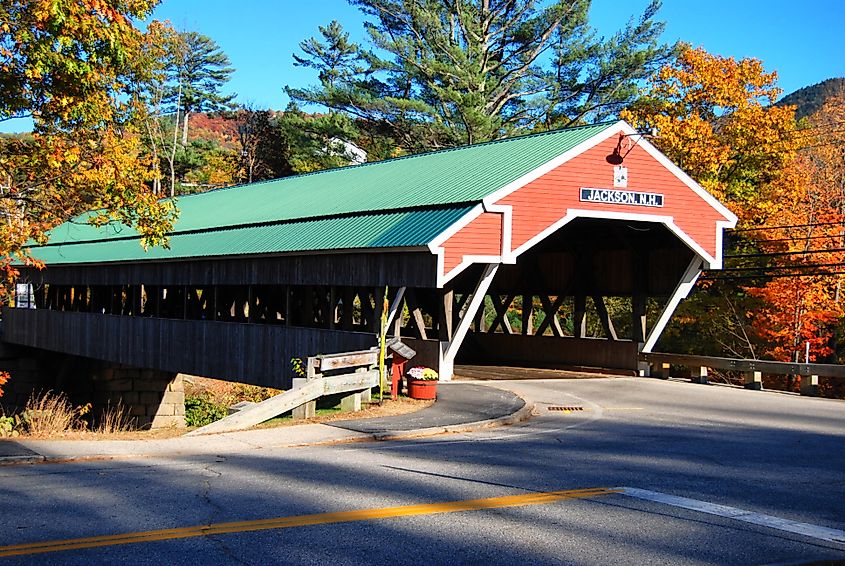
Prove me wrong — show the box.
[139,26,239,195]
[288,1,673,151]
[0,0,177,298]
[277,105,369,173]
[232,106,293,183]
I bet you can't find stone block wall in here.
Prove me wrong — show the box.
[89,366,185,429]
[0,344,58,411]
[0,344,185,429]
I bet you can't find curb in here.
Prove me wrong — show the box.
[371,400,535,441]
[0,454,46,466]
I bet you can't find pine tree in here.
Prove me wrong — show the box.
[287,1,673,151]
[165,31,235,146]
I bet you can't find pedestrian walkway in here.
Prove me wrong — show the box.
[332,383,525,434]
[0,382,530,465]
[0,439,42,463]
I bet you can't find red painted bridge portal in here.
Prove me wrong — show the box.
[5,121,735,388]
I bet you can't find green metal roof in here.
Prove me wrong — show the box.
[28,206,473,264]
[28,122,615,264]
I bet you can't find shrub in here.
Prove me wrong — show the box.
[185,396,227,427]
[230,383,281,403]
[18,390,90,436]
[0,414,18,437]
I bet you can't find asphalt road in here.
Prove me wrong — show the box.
[1,377,844,565]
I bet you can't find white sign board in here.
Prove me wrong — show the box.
[580,188,664,207]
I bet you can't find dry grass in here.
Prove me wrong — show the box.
[18,390,90,437]
[94,400,136,434]
[184,375,283,406]
[3,376,434,440]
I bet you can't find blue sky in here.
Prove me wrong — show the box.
[3,0,842,132]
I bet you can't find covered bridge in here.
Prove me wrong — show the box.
[5,121,736,388]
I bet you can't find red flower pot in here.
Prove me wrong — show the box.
[407,378,438,400]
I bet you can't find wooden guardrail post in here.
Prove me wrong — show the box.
[292,356,319,420]
[291,377,317,419]
[340,367,369,412]
[800,374,820,397]
[744,371,763,390]
[650,362,671,379]
[691,366,708,385]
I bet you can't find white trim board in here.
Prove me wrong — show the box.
[642,256,702,353]
[429,204,511,287]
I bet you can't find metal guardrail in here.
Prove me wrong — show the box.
[639,352,844,396]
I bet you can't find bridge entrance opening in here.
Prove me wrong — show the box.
[432,217,697,375]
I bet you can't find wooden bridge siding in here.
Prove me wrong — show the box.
[441,211,504,273]
[1,308,376,389]
[457,333,639,371]
[16,251,437,288]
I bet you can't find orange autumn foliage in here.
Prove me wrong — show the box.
[627,46,845,364]
[746,92,845,362]
[622,44,799,222]
[0,0,178,298]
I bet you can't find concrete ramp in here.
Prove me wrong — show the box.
[186,369,379,436]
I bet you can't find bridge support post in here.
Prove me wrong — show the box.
[800,374,819,397]
[642,257,703,353]
[440,263,500,381]
[744,371,763,390]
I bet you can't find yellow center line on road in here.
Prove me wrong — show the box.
[0,487,619,558]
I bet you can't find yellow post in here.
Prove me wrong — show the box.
[378,286,388,402]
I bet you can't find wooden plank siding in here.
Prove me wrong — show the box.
[499,136,726,257]
[16,250,437,288]
[441,212,504,273]
[1,308,377,389]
